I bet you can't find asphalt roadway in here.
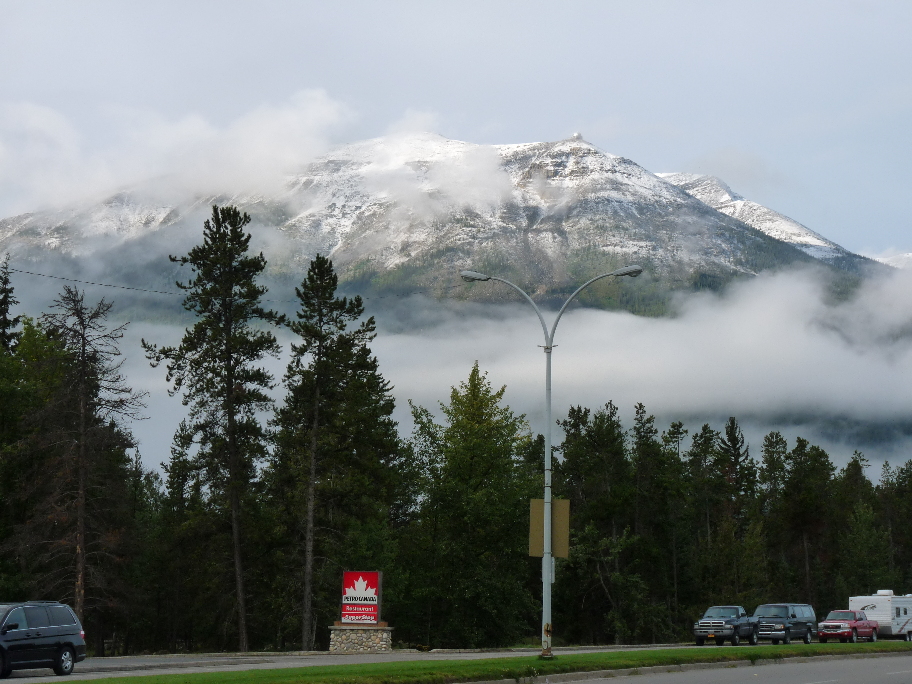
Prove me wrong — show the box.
[5,645,912,683]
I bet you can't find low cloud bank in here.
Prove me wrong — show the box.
[13,249,912,476]
[372,267,912,471]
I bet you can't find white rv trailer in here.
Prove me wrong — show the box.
[849,590,912,639]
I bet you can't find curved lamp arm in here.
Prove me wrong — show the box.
[488,277,550,346]
[550,265,643,342]
[460,270,550,345]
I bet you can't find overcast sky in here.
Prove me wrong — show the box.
[2,0,910,256]
[3,1,912,475]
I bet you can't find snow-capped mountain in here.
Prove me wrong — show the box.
[656,173,869,271]
[0,133,878,313]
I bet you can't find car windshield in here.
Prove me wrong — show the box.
[826,611,855,621]
[754,605,788,618]
[703,607,739,618]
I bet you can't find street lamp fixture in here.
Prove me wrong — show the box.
[459,264,643,657]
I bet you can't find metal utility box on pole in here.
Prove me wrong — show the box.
[529,499,570,558]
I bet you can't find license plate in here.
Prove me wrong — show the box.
[707,634,715,638]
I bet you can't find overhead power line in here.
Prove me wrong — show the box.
[9,266,462,303]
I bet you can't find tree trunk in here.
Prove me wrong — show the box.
[301,385,319,651]
[672,528,678,614]
[802,531,811,601]
[230,486,248,651]
[705,503,711,546]
[75,342,87,621]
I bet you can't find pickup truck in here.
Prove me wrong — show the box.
[693,605,758,646]
[817,609,878,643]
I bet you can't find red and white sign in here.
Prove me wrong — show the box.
[340,571,381,624]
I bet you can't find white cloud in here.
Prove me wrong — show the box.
[0,90,353,216]
[371,267,912,469]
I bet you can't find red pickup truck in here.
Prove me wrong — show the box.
[817,610,878,643]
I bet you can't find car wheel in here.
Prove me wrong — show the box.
[53,646,75,676]
[772,639,780,645]
[749,628,759,646]
[840,638,847,643]
[871,629,877,642]
[715,637,725,646]
[731,632,740,646]
[804,628,812,644]
[905,632,911,642]
[0,650,11,679]
[695,637,704,646]
[783,630,791,645]
[850,629,858,644]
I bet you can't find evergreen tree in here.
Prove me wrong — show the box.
[782,437,835,603]
[271,254,400,649]
[39,287,146,620]
[660,421,688,618]
[685,424,721,544]
[554,402,641,645]
[0,254,21,352]
[142,205,282,651]
[717,417,757,523]
[402,363,537,647]
[555,402,630,538]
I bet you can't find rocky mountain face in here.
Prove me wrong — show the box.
[0,133,881,315]
[657,172,874,273]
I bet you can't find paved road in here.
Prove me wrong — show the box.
[3,644,689,681]
[577,653,912,683]
[5,644,680,680]
[5,646,912,682]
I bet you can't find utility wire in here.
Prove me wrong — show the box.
[9,266,463,303]
[10,267,183,296]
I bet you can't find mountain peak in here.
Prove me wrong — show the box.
[0,133,877,316]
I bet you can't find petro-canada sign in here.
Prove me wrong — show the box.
[340,571,381,624]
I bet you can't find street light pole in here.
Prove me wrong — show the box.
[459,265,643,657]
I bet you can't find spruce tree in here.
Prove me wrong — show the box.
[0,254,21,352]
[717,417,757,522]
[273,254,399,650]
[143,205,282,651]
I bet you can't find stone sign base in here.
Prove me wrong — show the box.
[328,622,393,653]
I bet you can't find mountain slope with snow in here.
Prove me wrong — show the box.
[657,172,873,272]
[0,133,878,314]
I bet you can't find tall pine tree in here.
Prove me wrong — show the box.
[143,205,282,651]
[0,254,21,352]
[272,254,400,649]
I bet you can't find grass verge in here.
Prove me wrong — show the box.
[83,642,912,684]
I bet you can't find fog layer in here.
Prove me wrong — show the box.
[99,266,912,474]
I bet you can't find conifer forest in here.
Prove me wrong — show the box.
[2,206,911,654]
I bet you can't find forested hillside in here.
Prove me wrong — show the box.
[0,208,909,654]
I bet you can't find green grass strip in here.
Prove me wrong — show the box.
[82,642,912,684]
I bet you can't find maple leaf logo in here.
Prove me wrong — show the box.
[345,575,377,598]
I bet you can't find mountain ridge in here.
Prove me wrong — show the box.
[0,132,884,316]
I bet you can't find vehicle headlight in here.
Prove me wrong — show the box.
[774,623,785,630]
[841,623,850,629]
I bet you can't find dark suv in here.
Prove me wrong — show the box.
[753,602,816,644]
[0,602,86,677]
